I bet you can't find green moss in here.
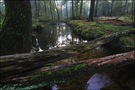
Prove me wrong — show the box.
[106,34,135,52]
[118,15,132,22]
[32,17,56,29]
[29,64,90,84]
[69,20,130,40]
[120,36,134,47]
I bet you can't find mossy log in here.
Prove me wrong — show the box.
[0,29,134,79]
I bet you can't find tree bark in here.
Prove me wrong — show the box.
[133,0,135,28]
[43,0,47,17]
[34,0,38,18]
[80,51,134,66]
[0,0,32,56]
[79,0,83,19]
[1,50,134,84]
[110,0,115,16]
[94,0,98,17]
[72,0,75,19]
[49,0,53,19]
[88,0,95,21]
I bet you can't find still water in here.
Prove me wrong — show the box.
[35,22,87,51]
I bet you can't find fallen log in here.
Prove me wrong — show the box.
[0,29,134,79]
[28,51,135,83]
[0,50,134,84]
[79,50,135,66]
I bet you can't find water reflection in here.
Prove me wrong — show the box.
[52,84,58,90]
[36,22,87,51]
[86,73,111,90]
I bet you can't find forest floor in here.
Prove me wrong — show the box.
[0,18,135,90]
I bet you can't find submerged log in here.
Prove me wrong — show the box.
[0,29,134,79]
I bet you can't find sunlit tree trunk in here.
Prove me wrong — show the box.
[94,0,99,17]
[54,0,60,21]
[88,0,95,21]
[0,0,32,55]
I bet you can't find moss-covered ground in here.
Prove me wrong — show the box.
[68,20,135,52]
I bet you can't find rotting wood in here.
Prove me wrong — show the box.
[0,29,134,79]
[1,51,134,84]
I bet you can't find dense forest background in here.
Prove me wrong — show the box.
[0,0,134,56]
[0,0,134,23]
[0,0,135,90]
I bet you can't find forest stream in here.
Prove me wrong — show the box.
[0,0,134,89]
[32,22,87,52]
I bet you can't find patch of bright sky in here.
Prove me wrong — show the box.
[0,0,3,2]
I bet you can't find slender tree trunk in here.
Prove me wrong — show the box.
[75,0,79,19]
[43,0,47,17]
[37,1,40,17]
[49,0,53,19]
[66,2,68,19]
[110,0,114,16]
[133,0,135,28]
[0,0,32,56]
[94,0,99,17]
[88,0,95,21]
[61,5,63,19]
[72,0,74,19]
[34,0,38,18]
[79,0,83,19]
[124,0,128,14]
[54,0,60,21]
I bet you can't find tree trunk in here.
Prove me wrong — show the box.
[133,0,135,28]
[79,0,83,19]
[72,0,74,19]
[34,0,38,18]
[110,0,115,16]
[37,1,40,17]
[1,50,134,83]
[43,0,47,18]
[49,0,53,19]
[88,0,95,21]
[0,0,32,56]
[94,0,98,17]
[54,0,60,21]
[66,2,68,19]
